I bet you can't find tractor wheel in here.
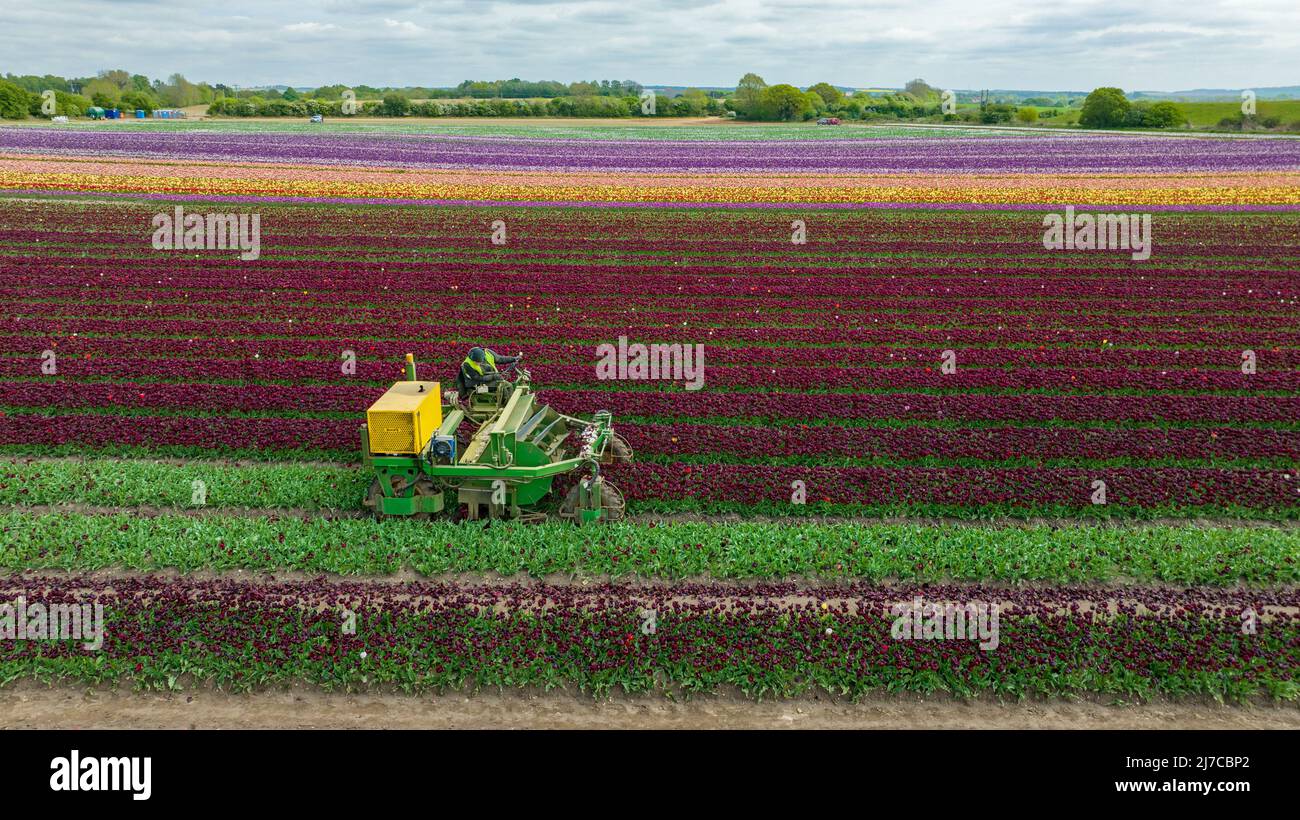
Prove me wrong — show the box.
[599,432,633,465]
[558,483,581,520]
[364,478,387,520]
[558,478,626,523]
[609,433,634,464]
[600,480,626,522]
[409,479,441,521]
[364,475,416,520]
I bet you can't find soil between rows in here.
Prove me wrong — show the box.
[3,680,1297,729]
[5,566,1297,597]
[4,568,1296,624]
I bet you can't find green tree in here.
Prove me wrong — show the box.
[803,91,826,116]
[0,80,32,119]
[458,80,500,98]
[381,93,410,116]
[1144,100,1184,128]
[676,88,710,115]
[121,91,157,114]
[97,69,131,89]
[312,84,348,100]
[157,73,204,107]
[734,72,767,118]
[757,84,812,121]
[3,74,69,93]
[904,78,938,100]
[62,92,92,116]
[980,103,1015,124]
[83,77,121,108]
[1080,87,1131,128]
[1015,106,1038,123]
[807,82,843,107]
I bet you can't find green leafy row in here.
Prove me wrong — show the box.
[2,509,1297,583]
[2,456,1296,521]
[0,458,366,511]
[2,455,1291,519]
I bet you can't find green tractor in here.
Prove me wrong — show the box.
[360,354,633,524]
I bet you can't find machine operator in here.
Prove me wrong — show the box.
[456,347,521,396]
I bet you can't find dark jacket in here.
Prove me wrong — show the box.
[456,349,519,395]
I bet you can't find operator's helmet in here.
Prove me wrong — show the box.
[468,347,486,363]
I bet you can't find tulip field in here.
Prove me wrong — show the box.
[0,121,1297,713]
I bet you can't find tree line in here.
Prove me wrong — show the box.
[0,69,218,117]
[726,75,1064,123]
[2,68,1268,131]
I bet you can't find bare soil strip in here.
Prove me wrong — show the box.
[3,681,1296,729]
[5,569,1295,621]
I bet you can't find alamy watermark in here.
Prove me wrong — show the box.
[50,750,151,800]
[596,335,705,390]
[891,597,1000,650]
[151,205,261,260]
[0,592,104,650]
[639,608,657,635]
[1043,206,1151,261]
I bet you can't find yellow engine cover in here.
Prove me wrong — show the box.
[366,381,442,455]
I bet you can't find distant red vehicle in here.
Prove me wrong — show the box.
[816,117,841,125]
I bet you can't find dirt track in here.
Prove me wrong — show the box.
[4,683,1298,729]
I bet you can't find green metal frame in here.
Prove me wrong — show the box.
[361,356,621,522]
[359,428,445,516]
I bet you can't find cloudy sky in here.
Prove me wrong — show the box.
[2,0,1297,91]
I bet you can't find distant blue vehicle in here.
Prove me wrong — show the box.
[310,114,324,123]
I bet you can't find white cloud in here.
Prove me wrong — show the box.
[0,0,1295,90]
[282,22,342,33]
[383,18,427,34]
